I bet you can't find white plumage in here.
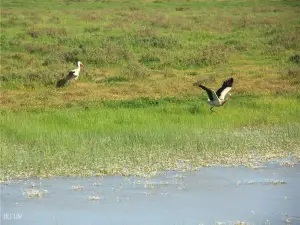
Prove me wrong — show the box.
[56,61,84,88]
[69,61,84,81]
[194,78,234,113]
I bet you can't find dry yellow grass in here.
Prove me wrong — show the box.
[1,64,299,110]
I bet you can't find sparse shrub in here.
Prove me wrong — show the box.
[261,45,285,58]
[1,34,24,50]
[199,44,230,66]
[0,73,23,84]
[42,57,61,66]
[64,49,82,63]
[1,66,68,88]
[129,6,140,11]
[139,54,161,68]
[131,34,180,49]
[268,30,300,50]
[136,26,157,38]
[224,39,248,51]
[103,98,159,108]
[289,54,300,65]
[282,68,300,85]
[176,6,189,11]
[28,27,67,38]
[252,6,280,13]
[80,12,103,21]
[162,67,175,77]
[103,76,129,84]
[1,16,31,27]
[286,68,300,78]
[175,44,230,68]
[121,60,150,78]
[24,43,62,55]
[48,16,60,24]
[84,27,101,33]
[11,52,32,61]
[26,70,60,87]
[85,43,126,67]
[237,15,257,28]
[185,71,198,76]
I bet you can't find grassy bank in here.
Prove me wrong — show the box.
[1,95,300,179]
[1,0,300,179]
[1,0,299,90]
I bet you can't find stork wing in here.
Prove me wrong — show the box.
[66,71,76,80]
[56,78,68,88]
[219,87,232,100]
[216,78,234,100]
[195,82,219,101]
[208,89,219,101]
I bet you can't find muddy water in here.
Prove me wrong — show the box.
[1,163,300,225]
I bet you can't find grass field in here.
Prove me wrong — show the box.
[1,95,300,179]
[1,0,299,91]
[1,0,300,180]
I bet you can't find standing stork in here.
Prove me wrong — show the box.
[56,61,84,88]
[193,78,234,113]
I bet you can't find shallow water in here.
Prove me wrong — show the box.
[1,163,300,225]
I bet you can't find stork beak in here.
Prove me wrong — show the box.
[80,64,84,68]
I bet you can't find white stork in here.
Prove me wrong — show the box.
[194,77,234,113]
[56,61,84,88]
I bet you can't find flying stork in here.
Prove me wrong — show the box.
[56,61,84,88]
[193,77,234,113]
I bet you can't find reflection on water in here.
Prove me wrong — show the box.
[1,163,300,225]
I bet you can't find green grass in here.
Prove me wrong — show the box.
[1,95,300,179]
[1,0,300,180]
[1,0,299,89]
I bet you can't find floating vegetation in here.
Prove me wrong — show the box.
[235,222,250,225]
[88,195,100,201]
[177,185,187,191]
[279,161,297,167]
[281,213,300,225]
[277,153,298,167]
[214,221,251,225]
[141,191,151,196]
[237,179,286,186]
[71,185,84,190]
[24,188,48,198]
[143,182,156,189]
[173,173,185,179]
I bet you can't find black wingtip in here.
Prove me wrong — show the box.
[193,81,207,89]
[193,81,201,87]
[224,77,234,87]
[56,78,68,88]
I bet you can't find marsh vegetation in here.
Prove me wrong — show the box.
[0,0,299,179]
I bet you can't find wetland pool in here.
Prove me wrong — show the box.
[1,163,300,225]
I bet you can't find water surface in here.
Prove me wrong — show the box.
[1,163,300,225]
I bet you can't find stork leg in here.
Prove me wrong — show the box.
[76,79,78,88]
[210,107,219,115]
